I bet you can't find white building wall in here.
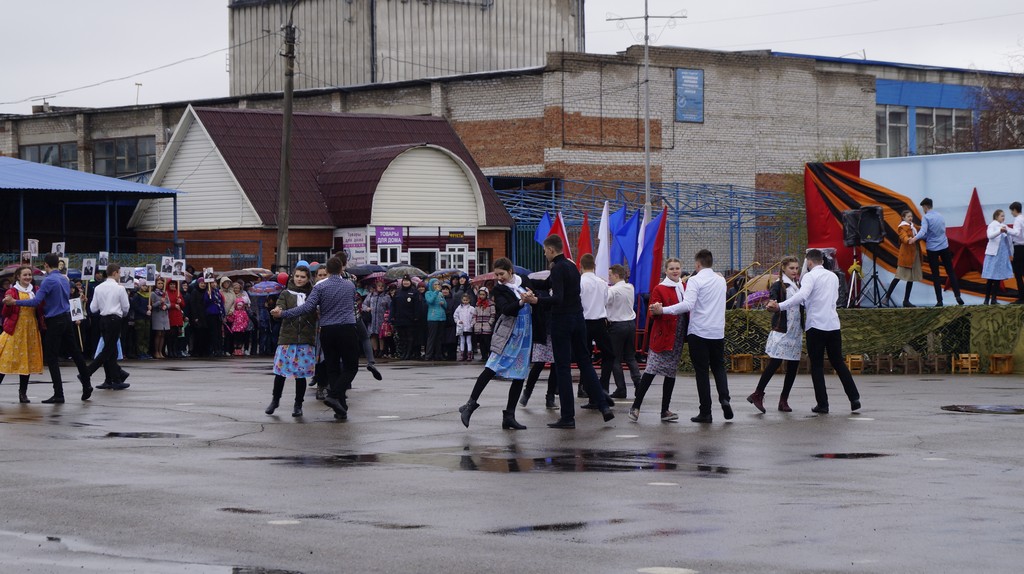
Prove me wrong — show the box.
[131,114,262,231]
[371,147,483,227]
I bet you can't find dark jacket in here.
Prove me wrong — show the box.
[534,254,582,315]
[276,279,316,345]
[769,279,799,333]
[390,285,418,327]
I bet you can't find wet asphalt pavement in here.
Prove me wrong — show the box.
[1,357,1022,574]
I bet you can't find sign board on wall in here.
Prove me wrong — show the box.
[375,226,403,245]
[333,228,368,266]
[675,68,704,123]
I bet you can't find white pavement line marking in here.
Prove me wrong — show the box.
[850,417,874,421]
[616,434,639,438]
[378,415,400,419]
[175,403,195,406]
[267,520,301,525]
[923,457,948,461]
[646,482,678,487]
[638,567,699,574]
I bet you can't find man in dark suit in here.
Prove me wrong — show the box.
[535,235,613,429]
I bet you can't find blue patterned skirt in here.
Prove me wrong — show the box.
[981,235,1013,280]
[273,344,316,378]
[485,305,532,380]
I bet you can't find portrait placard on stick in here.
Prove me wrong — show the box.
[97,251,109,271]
[82,258,96,279]
[120,267,135,287]
[57,257,69,275]
[27,239,39,257]
[69,298,85,322]
[51,242,65,257]
[171,259,187,282]
[160,256,173,279]
[146,264,157,283]
[203,268,215,283]
[20,251,32,265]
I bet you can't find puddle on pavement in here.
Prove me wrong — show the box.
[813,453,890,459]
[941,405,1024,414]
[489,518,627,535]
[236,447,731,474]
[220,507,267,514]
[102,432,191,439]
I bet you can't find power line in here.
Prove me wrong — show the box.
[588,0,878,34]
[711,10,1024,50]
[0,33,278,106]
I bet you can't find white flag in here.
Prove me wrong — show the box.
[595,201,611,281]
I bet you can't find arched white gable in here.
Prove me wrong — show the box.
[370,145,486,226]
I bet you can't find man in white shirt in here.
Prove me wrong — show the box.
[84,263,131,390]
[579,254,615,404]
[767,249,860,413]
[650,249,732,423]
[1009,202,1024,304]
[605,264,640,398]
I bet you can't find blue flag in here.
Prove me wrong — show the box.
[613,209,641,279]
[534,212,553,246]
[609,204,627,266]
[633,209,665,296]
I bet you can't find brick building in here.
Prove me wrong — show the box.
[1,45,1011,261]
[129,106,512,273]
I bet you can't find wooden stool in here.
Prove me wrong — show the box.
[989,354,1014,374]
[730,354,753,373]
[755,355,771,372]
[952,353,980,374]
[845,354,864,375]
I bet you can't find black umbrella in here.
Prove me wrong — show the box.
[346,264,386,277]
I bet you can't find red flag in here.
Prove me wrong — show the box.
[648,206,669,291]
[549,212,574,263]
[576,212,593,270]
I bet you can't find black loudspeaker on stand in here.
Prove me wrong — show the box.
[841,206,890,307]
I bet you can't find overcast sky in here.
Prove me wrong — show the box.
[2,0,1022,115]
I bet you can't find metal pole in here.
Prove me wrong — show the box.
[19,190,25,251]
[105,193,111,253]
[643,0,651,221]
[275,3,298,269]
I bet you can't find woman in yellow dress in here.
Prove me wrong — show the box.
[0,266,45,403]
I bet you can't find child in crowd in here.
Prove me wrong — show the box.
[454,293,476,361]
[473,287,495,363]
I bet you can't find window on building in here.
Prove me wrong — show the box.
[440,244,468,272]
[876,105,909,158]
[909,107,974,155]
[93,136,156,177]
[379,246,400,265]
[20,142,78,170]
[476,249,492,277]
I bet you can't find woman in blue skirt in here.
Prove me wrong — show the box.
[459,258,538,430]
[266,265,316,417]
[981,209,1013,305]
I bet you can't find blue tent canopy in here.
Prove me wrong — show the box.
[0,156,180,252]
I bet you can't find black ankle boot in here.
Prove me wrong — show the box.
[502,410,527,430]
[459,399,479,428]
[19,391,30,404]
[265,397,280,415]
[292,401,303,417]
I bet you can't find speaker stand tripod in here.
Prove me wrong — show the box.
[857,245,888,307]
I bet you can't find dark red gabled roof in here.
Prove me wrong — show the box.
[192,108,512,228]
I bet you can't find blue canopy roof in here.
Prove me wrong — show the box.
[0,156,178,196]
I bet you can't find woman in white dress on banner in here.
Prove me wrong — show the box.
[747,255,803,413]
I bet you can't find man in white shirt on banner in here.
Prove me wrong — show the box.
[579,254,616,406]
[1008,202,1024,304]
[650,249,732,423]
[84,263,131,390]
[767,249,861,413]
[604,264,640,398]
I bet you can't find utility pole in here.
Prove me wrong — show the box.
[275,2,299,269]
[607,3,684,221]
